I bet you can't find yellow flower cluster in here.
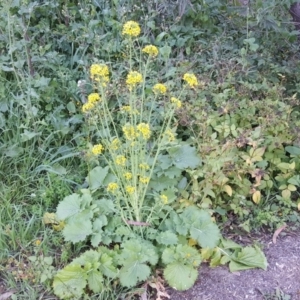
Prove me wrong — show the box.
[139,163,150,170]
[121,105,139,114]
[153,83,167,95]
[137,123,151,140]
[107,182,118,193]
[92,144,104,155]
[122,124,138,141]
[88,93,101,103]
[142,45,159,57]
[82,93,101,113]
[126,71,143,87]
[90,64,109,86]
[170,97,182,108]
[183,73,198,88]
[124,172,132,180]
[160,194,168,204]
[82,101,95,113]
[139,176,150,184]
[165,129,175,142]
[115,155,126,166]
[126,186,135,194]
[122,21,141,37]
[111,138,120,150]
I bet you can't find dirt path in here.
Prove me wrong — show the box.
[169,229,300,300]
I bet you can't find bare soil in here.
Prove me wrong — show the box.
[169,226,300,300]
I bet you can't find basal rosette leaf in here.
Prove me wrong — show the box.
[119,262,151,287]
[87,270,104,293]
[62,218,93,243]
[53,264,87,299]
[56,193,82,220]
[164,262,198,291]
[168,145,201,170]
[181,206,221,248]
[229,245,268,271]
[99,253,118,279]
[156,230,178,246]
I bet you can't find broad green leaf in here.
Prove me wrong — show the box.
[201,248,214,260]
[210,248,222,267]
[99,253,118,278]
[53,264,87,299]
[56,194,82,220]
[87,270,103,293]
[164,263,198,291]
[87,166,109,190]
[220,239,242,250]
[169,145,201,169]
[62,219,92,243]
[119,239,158,266]
[285,146,300,156]
[119,262,150,287]
[21,130,40,142]
[230,245,267,271]
[182,207,220,248]
[156,231,178,245]
[95,199,115,214]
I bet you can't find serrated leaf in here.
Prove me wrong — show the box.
[181,207,220,248]
[72,250,101,267]
[62,219,93,243]
[53,264,87,299]
[119,239,158,266]
[56,194,82,220]
[95,199,115,214]
[164,263,197,291]
[87,270,103,293]
[169,145,201,169]
[99,253,118,278]
[156,231,178,245]
[229,245,267,271]
[251,147,265,158]
[119,262,150,287]
[87,166,109,190]
[252,190,261,204]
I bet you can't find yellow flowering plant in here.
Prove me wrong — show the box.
[53,21,224,298]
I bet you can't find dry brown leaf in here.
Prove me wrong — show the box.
[272,224,287,244]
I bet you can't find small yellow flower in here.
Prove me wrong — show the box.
[107,182,118,193]
[160,194,168,204]
[126,71,143,87]
[111,138,120,151]
[153,83,167,95]
[115,155,126,166]
[137,123,151,140]
[124,172,132,180]
[121,105,131,112]
[82,101,95,113]
[126,186,135,194]
[142,45,159,57]
[183,73,198,88]
[122,21,141,37]
[139,163,150,170]
[170,97,182,108]
[35,240,41,246]
[123,124,138,140]
[139,176,150,184]
[88,93,101,104]
[90,64,109,85]
[165,129,175,142]
[92,144,104,155]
